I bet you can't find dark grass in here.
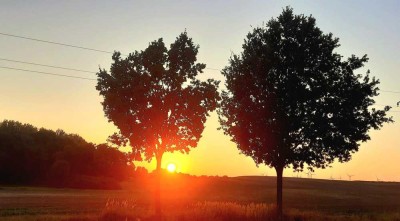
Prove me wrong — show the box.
[1,176,400,220]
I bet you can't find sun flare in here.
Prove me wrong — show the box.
[166,163,177,173]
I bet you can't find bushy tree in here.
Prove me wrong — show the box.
[0,120,133,188]
[218,7,392,218]
[96,31,219,215]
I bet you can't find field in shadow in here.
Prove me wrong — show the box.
[1,175,400,220]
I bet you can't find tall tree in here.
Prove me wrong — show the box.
[96,32,219,216]
[0,120,133,188]
[218,7,392,219]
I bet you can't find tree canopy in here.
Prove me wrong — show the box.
[0,120,133,189]
[96,32,219,168]
[218,7,392,217]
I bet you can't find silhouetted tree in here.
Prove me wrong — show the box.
[0,120,133,188]
[134,166,149,178]
[48,160,71,186]
[94,143,134,180]
[218,7,392,219]
[96,31,219,216]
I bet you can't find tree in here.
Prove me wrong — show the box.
[96,32,219,216]
[94,143,134,180]
[0,120,133,188]
[48,160,71,186]
[218,7,392,219]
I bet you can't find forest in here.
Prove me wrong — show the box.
[0,120,136,189]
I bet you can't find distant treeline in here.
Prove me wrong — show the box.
[0,120,139,189]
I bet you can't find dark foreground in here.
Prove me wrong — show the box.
[1,175,400,220]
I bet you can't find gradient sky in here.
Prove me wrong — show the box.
[0,1,399,181]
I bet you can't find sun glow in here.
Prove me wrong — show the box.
[167,163,177,173]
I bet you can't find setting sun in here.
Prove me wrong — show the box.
[166,163,177,173]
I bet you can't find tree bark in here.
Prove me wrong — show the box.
[275,165,284,220]
[155,153,163,219]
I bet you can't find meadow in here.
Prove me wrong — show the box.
[1,175,400,221]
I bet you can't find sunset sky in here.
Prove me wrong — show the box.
[0,1,399,181]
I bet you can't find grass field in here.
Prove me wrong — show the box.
[1,175,400,220]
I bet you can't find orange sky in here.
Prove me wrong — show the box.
[0,1,399,181]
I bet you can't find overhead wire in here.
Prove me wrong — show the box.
[2,64,399,109]
[1,66,399,113]
[380,90,400,94]
[0,32,124,56]
[0,32,398,96]
[0,57,398,105]
[0,58,96,74]
[0,66,96,81]
[0,32,220,72]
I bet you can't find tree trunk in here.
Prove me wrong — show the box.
[275,166,284,220]
[155,153,163,219]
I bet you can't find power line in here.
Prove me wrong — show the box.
[0,65,398,110]
[380,90,400,94]
[0,32,221,72]
[0,60,398,99]
[2,32,400,81]
[0,32,124,56]
[372,104,391,107]
[0,57,221,74]
[0,32,398,90]
[0,65,398,104]
[0,57,397,97]
[205,67,221,71]
[0,58,96,74]
[0,66,96,81]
